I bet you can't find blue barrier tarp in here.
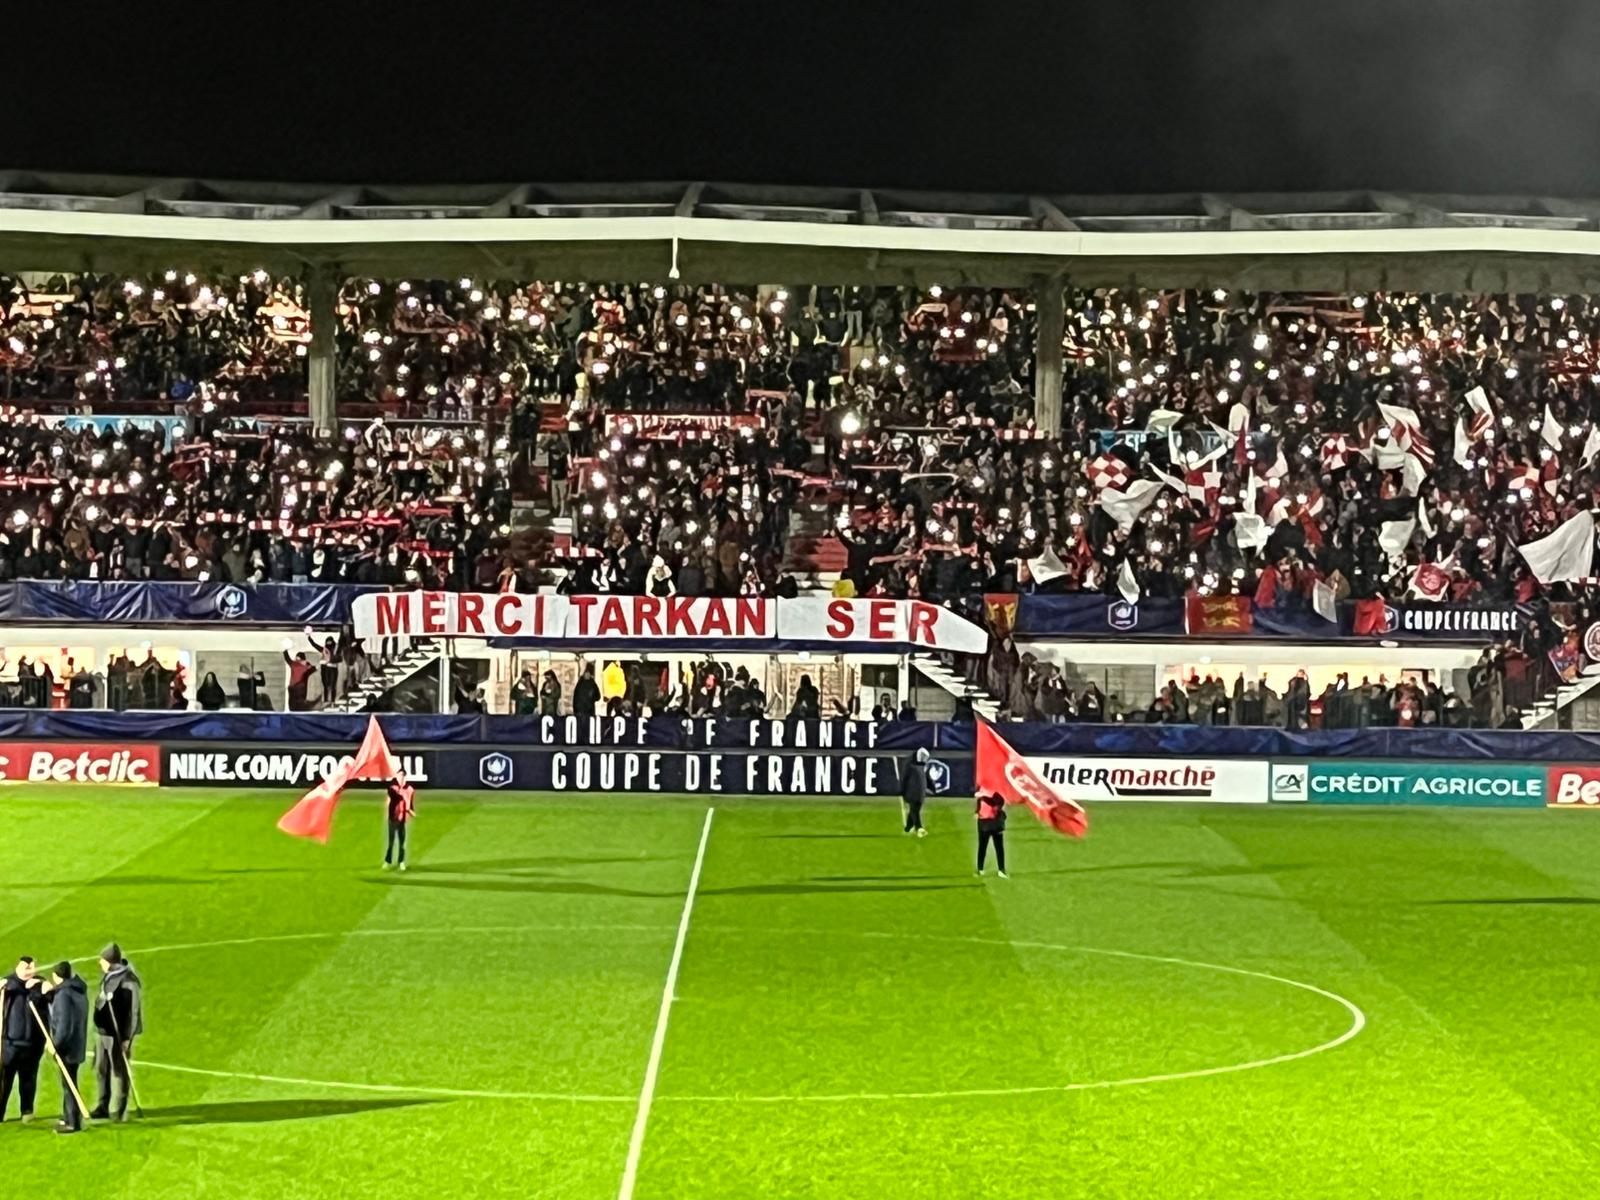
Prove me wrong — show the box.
[1,710,1597,761]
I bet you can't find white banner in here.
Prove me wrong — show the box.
[1028,756,1268,803]
[352,592,989,654]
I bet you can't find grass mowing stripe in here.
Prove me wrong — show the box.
[0,791,227,946]
[619,805,714,1200]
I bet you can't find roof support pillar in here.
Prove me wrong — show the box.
[1032,274,1066,436]
[307,266,339,438]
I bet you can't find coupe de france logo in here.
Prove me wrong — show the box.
[479,752,513,789]
[1107,600,1138,631]
[925,759,951,794]
[216,585,248,619]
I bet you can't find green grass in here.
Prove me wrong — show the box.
[3,787,1599,1197]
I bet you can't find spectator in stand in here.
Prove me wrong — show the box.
[283,649,314,711]
[538,669,561,717]
[572,663,600,718]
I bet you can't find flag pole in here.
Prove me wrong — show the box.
[26,1002,90,1124]
[104,1003,144,1119]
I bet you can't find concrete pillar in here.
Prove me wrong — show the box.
[438,647,451,714]
[306,266,339,437]
[1033,275,1065,435]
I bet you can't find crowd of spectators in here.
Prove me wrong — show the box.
[7,270,1600,723]
[984,643,1539,730]
[0,411,513,589]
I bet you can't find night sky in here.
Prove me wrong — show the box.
[9,3,1600,198]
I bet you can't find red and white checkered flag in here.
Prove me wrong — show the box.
[1085,453,1131,492]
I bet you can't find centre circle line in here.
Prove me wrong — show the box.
[119,923,1367,1104]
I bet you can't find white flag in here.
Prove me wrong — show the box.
[1464,385,1494,427]
[1581,426,1600,469]
[1026,546,1070,584]
[1373,441,1409,470]
[1518,509,1596,584]
[1146,408,1183,433]
[1401,453,1428,497]
[1542,405,1565,451]
[1379,518,1417,563]
[1313,578,1338,623]
[1234,512,1269,551]
[1116,558,1140,606]
[1097,479,1164,534]
[1453,416,1474,468]
[1418,497,1435,539]
[1227,402,1251,434]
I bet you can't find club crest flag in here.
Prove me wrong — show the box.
[974,722,1087,838]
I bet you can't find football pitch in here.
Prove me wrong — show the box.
[3,787,1599,1198]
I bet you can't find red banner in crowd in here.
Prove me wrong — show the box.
[1351,599,1390,636]
[351,593,988,654]
[1184,595,1254,636]
[603,413,764,439]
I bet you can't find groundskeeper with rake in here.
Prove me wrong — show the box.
[89,943,143,1122]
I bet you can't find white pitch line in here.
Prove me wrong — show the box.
[136,1058,631,1104]
[618,806,715,1200]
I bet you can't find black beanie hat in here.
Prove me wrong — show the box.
[52,961,71,981]
[100,942,122,965]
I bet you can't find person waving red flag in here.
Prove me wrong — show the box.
[277,716,405,843]
[974,721,1088,840]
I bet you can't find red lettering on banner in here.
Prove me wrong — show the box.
[826,600,854,638]
[635,597,663,636]
[494,594,523,635]
[458,593,486,636]
[420,592,445,635]
[735,598,768,636]
[666,596,694,635]
[375,593,409,636]
[597,598,629,636]
[701,601,731,636]
[570,595,598,635]
[907,602,938,646]
[868,600,895,641]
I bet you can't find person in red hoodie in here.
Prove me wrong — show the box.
[382,774,416,872]
[281,646,315,711]
[975,791,1008,879]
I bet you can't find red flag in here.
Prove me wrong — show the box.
[1184,594,1253,635]
[347,714,403,781]
[974,722,1087,839]
[1352,598,1390,635]
[277,717,402,842]
[275,766,352,843]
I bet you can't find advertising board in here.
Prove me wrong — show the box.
[1304,761,1545,807]
[0,743,160,785]
[1032,757,1268,803]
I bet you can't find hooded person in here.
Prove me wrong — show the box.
[901,746,931,836]
[196,671,227,711]
[90,943,142,1122]
[43,961,87,1133]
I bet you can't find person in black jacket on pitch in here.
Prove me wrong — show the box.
[42,962,87,1134]
[1,955,47,1123]
[975,791,1008,878]
[901,747,930,837]
[90,943,142,1123]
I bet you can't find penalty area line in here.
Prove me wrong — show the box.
[618,805,715,1200]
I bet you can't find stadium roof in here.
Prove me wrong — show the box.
[6,173,1600,292]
